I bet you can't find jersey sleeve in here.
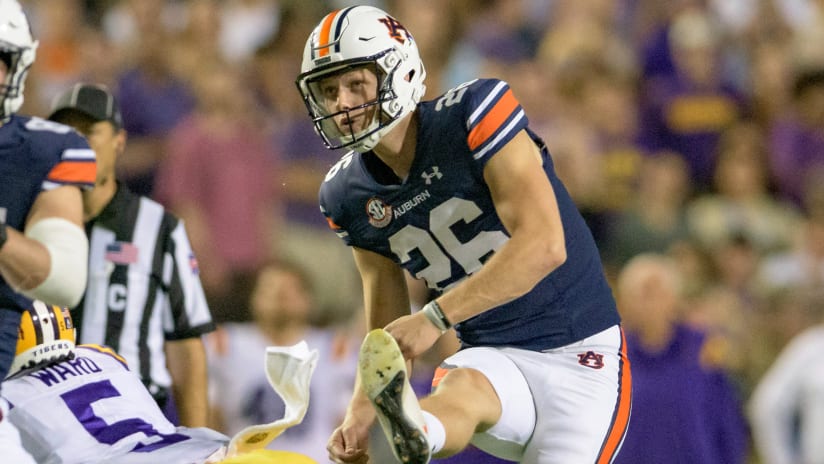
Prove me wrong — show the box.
[44,131,97,190]
[318,152,356,247]
[462,79,529,166]
[319,191,353,247]
[162,217,216,339]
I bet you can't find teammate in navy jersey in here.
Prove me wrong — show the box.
[0,1,96,462]
[296,6,632,464]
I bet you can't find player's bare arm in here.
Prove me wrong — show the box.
[333,251,407,417]
[353,246,410,329]
[0,185,86,303]
[435,130,566,327]
[329,247,415,463]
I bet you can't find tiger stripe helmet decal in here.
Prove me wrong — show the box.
[8,300,76,378]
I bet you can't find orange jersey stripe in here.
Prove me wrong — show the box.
[326,216,341,230]
[467,89,519,151]
[597,329,633,464]
[47,161,96,185]
[317,10,340,57]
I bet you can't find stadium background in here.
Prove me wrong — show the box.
[15,0,824,463]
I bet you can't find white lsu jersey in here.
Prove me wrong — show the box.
[2,345,227,464]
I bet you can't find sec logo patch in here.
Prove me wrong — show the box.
[366,197,392,228]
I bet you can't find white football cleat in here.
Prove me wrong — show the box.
[359,329,431,464]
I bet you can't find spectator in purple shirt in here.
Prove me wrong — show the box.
[115,32,195,196]
[614,253,749,464]
[638,8,746,191]
[768,68,824,208]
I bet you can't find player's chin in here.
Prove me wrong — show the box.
[338,119,365,134]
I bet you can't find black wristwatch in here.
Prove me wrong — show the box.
[0,221,7,251]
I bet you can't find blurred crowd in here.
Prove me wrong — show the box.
[15,0,824,462]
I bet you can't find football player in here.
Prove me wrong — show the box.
[296,6,632,464]
[3,301,228,463]
[2,301,320,464]
[0,0,95,461]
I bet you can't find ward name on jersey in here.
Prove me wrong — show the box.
[23,352,103,387]
[319,79,619,351]
[3,345,227,464]
[0,115,96,309]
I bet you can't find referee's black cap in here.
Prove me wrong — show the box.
[48,83,123,130]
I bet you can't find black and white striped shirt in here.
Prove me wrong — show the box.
[73,183,215,393]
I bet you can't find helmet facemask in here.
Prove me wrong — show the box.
[0,46,31,120]
[300,55,406,151]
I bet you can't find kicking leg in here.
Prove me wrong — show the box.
[420,366,502,457]
[359,330,511,462]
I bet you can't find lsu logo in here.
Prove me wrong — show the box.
[366,197,392,228]
[577,351,604,369]
[379,16,411,44]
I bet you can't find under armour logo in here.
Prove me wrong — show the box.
[379,17,411,44]
[421,166,443,185]
[577,351,605,369]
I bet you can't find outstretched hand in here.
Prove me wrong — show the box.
[383,311,443,360]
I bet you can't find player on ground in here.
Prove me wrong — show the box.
[0,1,96,461]
[2,301,319,464]
[296,6,632,464]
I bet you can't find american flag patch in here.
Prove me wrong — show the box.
[105,241,138,264]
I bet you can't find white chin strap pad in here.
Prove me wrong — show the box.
[21,218,88,307]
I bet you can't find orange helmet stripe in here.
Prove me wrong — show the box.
[316,10,340,57]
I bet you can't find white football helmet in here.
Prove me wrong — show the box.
[7,300,76,379]
[0,0,37,122]
[296,6,426,152]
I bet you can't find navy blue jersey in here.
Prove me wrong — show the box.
[319,79,619,350]
[0,115,96,309]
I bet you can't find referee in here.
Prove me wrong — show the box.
[47,83,216,427]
